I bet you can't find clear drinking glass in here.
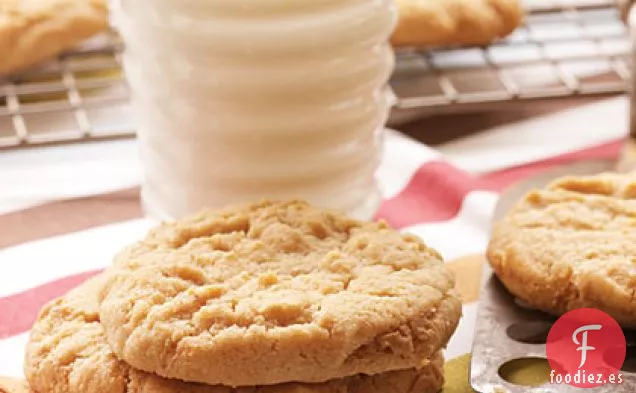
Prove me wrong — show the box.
[111,0,397,220]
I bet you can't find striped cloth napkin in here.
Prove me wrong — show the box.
[0,97,629,388]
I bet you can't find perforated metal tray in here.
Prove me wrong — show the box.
[471,158,636,393]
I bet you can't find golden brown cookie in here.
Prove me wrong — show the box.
[25,273,446,393]
[488,173,636,328]
[0,0,109,76]
[391,0,524,48]
[100,200,461,386]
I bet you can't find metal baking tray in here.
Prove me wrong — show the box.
[471,159,636,393]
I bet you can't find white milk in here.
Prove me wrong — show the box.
[111,0,397,219]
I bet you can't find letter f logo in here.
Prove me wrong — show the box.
[572,324,602,368]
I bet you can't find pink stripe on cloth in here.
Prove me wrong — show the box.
[375,161,473,228]
[0,270,102,339]
[478,139,623,191]
[377,139,623,228]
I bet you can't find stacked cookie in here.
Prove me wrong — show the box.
[25,201,462,393]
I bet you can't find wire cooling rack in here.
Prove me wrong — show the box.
[0,0,632,149]
[0,34,128,150]
[391,0,632,121]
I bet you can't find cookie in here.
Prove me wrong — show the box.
[391,0,524,48]
[487,173,636,328]
[100,200,461,386]
[25,273,446,393]
[0,0,109,76]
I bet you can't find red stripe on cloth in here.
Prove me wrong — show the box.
[478,139,623,192]
[377,139,623,228]
[375,161,475,228]
[0,269,102,339]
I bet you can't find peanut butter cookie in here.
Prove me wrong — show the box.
[488,173,636,328]
[0,0,108,76]
[391,0,524,48]
[25,273,446,393]
[100,200,461,386]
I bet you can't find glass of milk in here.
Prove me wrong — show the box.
[111,0,397,220]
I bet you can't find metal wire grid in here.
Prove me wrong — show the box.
[391,0,632,118]
[0,0,632,150]
[0,33,129,150]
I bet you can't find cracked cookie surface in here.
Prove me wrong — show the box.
[0,0,108,76]
[488,173,636,328]
[100,200,461,386]
[26,273,446,393]
[391,0,523,48]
